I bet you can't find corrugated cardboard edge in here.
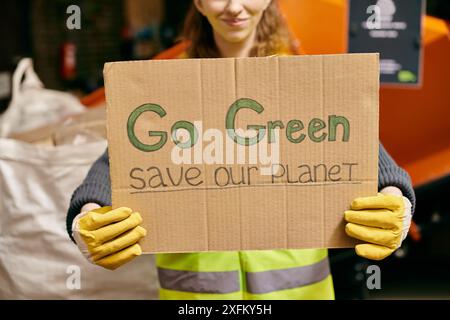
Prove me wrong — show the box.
[103,62,117,211]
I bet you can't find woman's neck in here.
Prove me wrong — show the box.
[213,30,257,58]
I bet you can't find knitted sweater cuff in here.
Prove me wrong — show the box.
[66,182,112,243]
[378,166,416,214]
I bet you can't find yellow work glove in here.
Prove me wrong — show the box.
[72,206,147,270]
[344,192,412,260]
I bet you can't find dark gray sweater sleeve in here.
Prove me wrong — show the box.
[66,148,112,242]
[66,143,416,241]
[378,142,416,213]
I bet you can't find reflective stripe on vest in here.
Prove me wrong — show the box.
[245,257,330,294]
[157,267,240,294]
[157,256,330,294]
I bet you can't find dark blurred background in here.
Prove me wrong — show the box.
[0,0,448,101]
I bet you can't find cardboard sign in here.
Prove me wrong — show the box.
[348,0,424,86]
[104,53,379,253]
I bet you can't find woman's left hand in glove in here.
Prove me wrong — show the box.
[344,186,412,260]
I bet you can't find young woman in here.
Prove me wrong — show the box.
[67,0,415,299]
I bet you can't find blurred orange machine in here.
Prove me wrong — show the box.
[279,0,450,190]
[82,0,450,191]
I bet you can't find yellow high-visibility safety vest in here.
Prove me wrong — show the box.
[156,249,335,300]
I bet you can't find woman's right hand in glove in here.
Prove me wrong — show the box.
[71,204,147,270]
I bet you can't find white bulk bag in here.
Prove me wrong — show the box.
[0,58,85,137]
[0,139,158,299]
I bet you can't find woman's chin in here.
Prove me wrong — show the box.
[221,30,254,44]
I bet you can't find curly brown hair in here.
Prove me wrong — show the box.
[181,0,296,58]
